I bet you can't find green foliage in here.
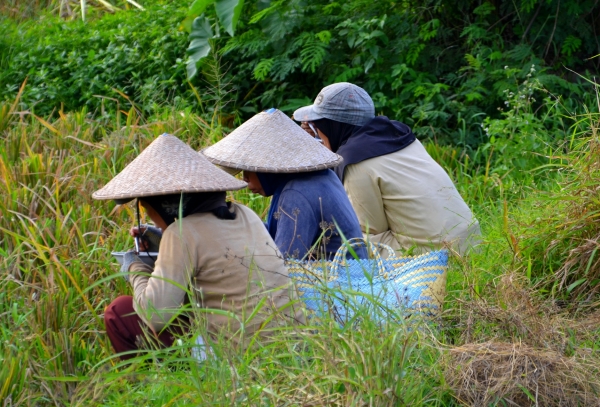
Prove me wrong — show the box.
[480,65,562,175]
[0,1,192,117]
[3,0,599,146]
[186,16,214,79]
[184,0,245,79]
[215,0,245,36]
[215,0,599,146]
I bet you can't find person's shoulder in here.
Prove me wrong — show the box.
[345,157,379,175]
[230,202,266,223]
[282,173,335,197]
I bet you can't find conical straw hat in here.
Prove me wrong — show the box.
[92,133,246,201]
[202,109,343,173]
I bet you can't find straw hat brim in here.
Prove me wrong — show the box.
[202,109,343,173]
[203,153,342,174]
[92,134,246,201]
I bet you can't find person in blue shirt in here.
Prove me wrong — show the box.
[202,109,366,260]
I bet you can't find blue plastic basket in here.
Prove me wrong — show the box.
[288,238,448,322]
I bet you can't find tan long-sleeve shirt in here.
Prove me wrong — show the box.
[343,139,480,255]
[129,203,303,345]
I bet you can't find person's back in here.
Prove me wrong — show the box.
[343,139,480,254]
[95,133,304,361]
[131,203,303,344]
[202,109,366,260]
[274,169,365,259]
[293,82,481,255]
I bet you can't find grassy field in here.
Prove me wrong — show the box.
[1,85,600,406]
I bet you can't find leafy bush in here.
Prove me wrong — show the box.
[0,1,191,117]
[217,0,598,146]
[2,0,599,149]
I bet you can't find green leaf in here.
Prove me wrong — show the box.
[465,92,483,101]
[299,37,327,73]
[253,58,274,80]
[465,54,482,69]
[473,2,495,15]
[181,0,215,32]
[418,19,439,41]
[406,43,425,65]
[279,97,312,112]
[215,0,245,37]
[186,16,214,79]
[249,0,283,24]
[334,65,362,83]
[364,57,375,73]
[316,30,332,44]
[561,35,582,57]
[189,0,214,16]
[516,384,535,402]
[567,278,587,294]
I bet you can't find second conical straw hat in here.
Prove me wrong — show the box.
[202,109,343,173]
[92,133,246,201]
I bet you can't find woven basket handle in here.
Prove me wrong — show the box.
[329,237,393,275]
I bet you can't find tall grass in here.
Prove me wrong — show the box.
[2,89,600,405]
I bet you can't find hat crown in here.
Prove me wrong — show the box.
[92,133,246,200]
[293,82,375,126]
[314,82,374,116]
[202,109,342,173]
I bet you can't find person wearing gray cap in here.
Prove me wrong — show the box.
[294,82,481,255]
[93,134,304,361]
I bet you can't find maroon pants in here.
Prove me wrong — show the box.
[104,295,188,361]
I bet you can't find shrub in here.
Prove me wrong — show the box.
[0,1,191,117]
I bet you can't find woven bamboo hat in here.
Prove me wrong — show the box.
[202,109,343,173]
[92,133,246,201]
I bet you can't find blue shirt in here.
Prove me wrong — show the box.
[267,170,365,260]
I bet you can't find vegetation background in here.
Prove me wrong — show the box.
[1,0,600,405]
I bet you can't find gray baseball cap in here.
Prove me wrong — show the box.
[293,82,375,126]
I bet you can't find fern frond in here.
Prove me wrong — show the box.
[221,29,267,57]
[406,43,425,65]
[271,57,301,81]
[299,35,328,73]
[334,65,362,82]
[253,58,274,80]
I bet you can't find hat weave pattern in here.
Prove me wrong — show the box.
[202,109,343,173]
[92,134,246,200]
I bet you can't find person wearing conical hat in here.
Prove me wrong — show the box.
[202,109,366,261]
[293,82,481,255]
[93,133,303,361]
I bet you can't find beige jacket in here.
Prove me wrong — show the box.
[343,139,480,255]
[129,203,303,346]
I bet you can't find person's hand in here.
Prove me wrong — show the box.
[120,250,143,281]
[301,121,317,138]
[130,226,150,252]
[129,225,162,252]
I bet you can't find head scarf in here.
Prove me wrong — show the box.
[142,191,232,226]
[315,116,416,181]
[311,118,361,153]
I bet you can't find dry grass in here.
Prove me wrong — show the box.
[446,341,600,406]
[517,113,600,307]
[445,271,600,405]
[455,273,567,351]
[550,131,600,302]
